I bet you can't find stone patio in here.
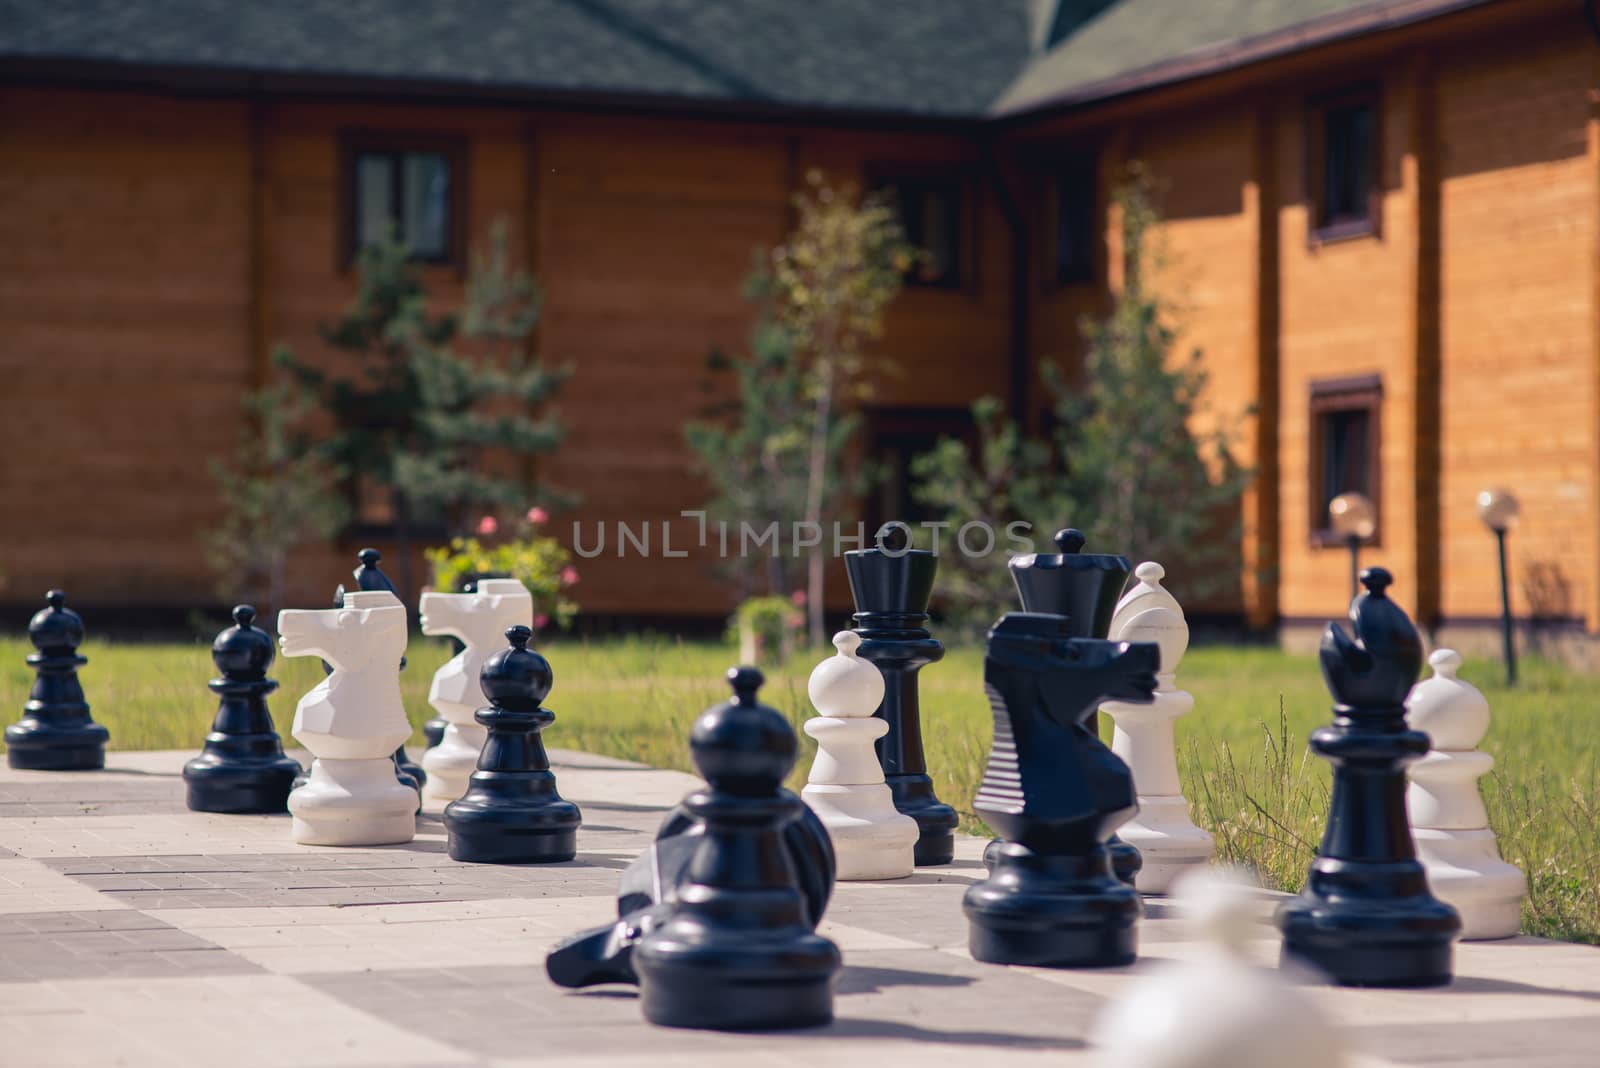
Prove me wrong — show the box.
[1,749,1596,1067]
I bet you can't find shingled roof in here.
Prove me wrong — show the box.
[0,0,1503,120]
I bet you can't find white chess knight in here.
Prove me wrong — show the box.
[802,631,918,880]
[279,590,417,846]
[1100,561,1213,894]
[1406,648,1526,939]
[418,579,534,803]
[1092,870,1348,1068]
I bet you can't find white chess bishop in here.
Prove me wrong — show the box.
[802,631,918,880]
[1093,870,1348,1068]
[279,590,417,846]
[1099,561,1213,893]
[418,579,534,803]
[1406,648,1526,940]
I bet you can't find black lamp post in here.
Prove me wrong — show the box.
[1477,487,1520,686]
[1328,492,1376,602]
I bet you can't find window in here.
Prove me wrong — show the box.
[1309,375,1382,546]
[342,135,461,264]
[1309,88,1380,241]
[864,407,975,533]
[880,176,964,288]
[1051,160,1097,285]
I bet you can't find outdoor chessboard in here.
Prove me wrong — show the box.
[1,749,1596,1068]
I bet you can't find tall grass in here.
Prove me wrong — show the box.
[0,633,1594,942]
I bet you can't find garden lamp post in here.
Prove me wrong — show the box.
[1477,487,1520,685]
[1328,491,1376,601]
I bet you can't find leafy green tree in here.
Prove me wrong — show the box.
[278,221,569,592]
[204,381,350,613]
[913,173,1252,631]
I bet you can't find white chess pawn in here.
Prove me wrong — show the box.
[1100,561,1213,893]
[1406,649,1526,939]
[279,590,417,846]
[418,579,534,803]
[802,631,918,880]
[1092,870,1348,1068]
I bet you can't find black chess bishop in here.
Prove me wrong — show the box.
[6,590,109,770]
[1277,567,1462,986]
[183,605,302,812]
[444,625,581,863]
[845,524,958,866]
[999,528,1142,888]
[965,612,1158,968]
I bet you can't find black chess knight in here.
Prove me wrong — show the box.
[183,605,302,813]
[1001,528,1142,888]
[964,612,1158,968]
[6,590,108,770]
[444,625,581,863]
[845,525,958,866]
[1277,568,1462,986]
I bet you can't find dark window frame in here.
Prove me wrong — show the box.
[1306,84,1382,245]
[1308,374,1383,549]
[862,405,977,534]
[867,164,975,291]
[1043,154,1099,288]
[338,130,468,270]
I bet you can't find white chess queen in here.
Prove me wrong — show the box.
[802,631,918,880]
[418,579,534,803]
[279,590,417,846]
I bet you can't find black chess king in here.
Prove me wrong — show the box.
[965,612,1158,968]
[844,525,959,866]
[1277,568,1461,986]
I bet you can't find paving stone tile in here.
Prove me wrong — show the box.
[0,908,261,981]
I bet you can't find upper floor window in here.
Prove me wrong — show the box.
[342,134,461,265]
[1051,159,1097,285]
[1309,374,1382,546]
[879,175,964,288]
[1309,87,1380,242]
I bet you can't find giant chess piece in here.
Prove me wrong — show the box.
[1100,562,1213,894]
[546,734,835,990]
[183,605,302,813]
[1004,528,1141,887]
[6,590,108,770]
[1406,649,1526,940]
[802,631,918,880]
[420,579,534,803]
[444,625,581,863]
[845,525,958,866]
[347,548,427,793]
[965,612,1159,968]
[1093,871,1349,1068]
[279,590,417,846]
[631,667,841,1030]
[1277,568,1461,986]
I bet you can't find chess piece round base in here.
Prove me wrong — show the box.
[1118,794,1215,895]
[5,721,107,771]
[422,724,485,804]
[801,782,916,881]
[183,747,301,814]
[636,934,839,1031]
[289,758,418,846]
[444,780,580,864]
[1278,860,1460,987]
[1414,827,1526,941]
[422,716,447,749]
[886,774,957,866]
[965,845,1141,968]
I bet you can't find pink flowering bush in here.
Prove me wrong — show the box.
[424,508,577,631]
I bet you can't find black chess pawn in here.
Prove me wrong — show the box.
[844,525,958,866]
[1000,527,1142,888]
[444,625,581,863]
[5,590,109,770]
[1277,568,1462,987]
[183,606,302,813]
[964,612,1159,968]
[546,769,836,990]
[631,667,840,1030]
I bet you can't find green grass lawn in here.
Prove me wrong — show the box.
[2,633,1595,943]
